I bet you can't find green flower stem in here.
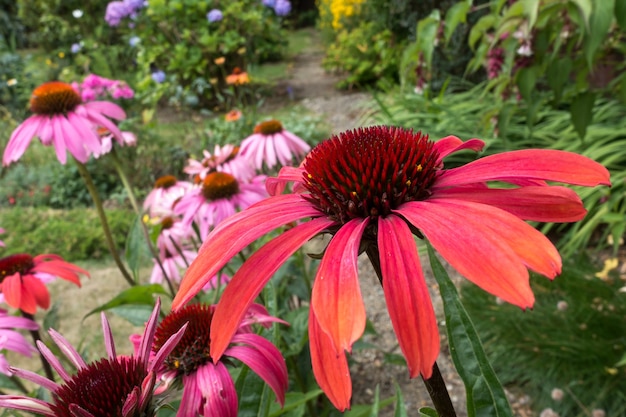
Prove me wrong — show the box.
[74,159,135,287]
[365,244,457,417]
[109,150,176,297]
[20,310,55,382]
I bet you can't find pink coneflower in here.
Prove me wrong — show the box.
[184,144,254,182]
[0,254,88,314]
[174,173,268,240]
[241,119,310,170]
[173,126,610,410]
[150,247,198,286]
[95,128,137,158]
[0,299,186,417]
[0,309,38,376]
[146,303,287,417]
[3,81,126,165]
[143,175,193,217]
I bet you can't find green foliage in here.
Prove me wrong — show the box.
[461,255,626,416]
[323,22,404,89]
[0,207,133,261]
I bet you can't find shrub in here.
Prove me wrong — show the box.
[0,207,133,261]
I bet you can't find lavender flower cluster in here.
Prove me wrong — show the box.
[71,74,135,102]
[105,0,145,27]
[262,0,292,16]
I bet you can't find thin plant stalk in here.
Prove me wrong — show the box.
[365,244,457,417]
[74,158,135,287]
[20,311,55,382]
[109,149,176,296]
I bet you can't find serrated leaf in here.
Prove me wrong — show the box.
[570,91,596,139]
[82,284,167,321]
[444,2,471,45]
[584,0,614,67]
[427,244,513,417]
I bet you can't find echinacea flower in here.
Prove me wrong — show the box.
[0,254,88,314]
[0,299,186,417]
[175,173,268,240]
[225,68,250,86]
[0,309,38,376]
[142,303,287,417]
[184,144,255,182]
[143,175,193,217]
[3,81,126,165]
[241,119,310,170]
[95,128,137,158]
[173,125,610,410]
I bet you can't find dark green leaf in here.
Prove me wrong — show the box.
[584,0,615,67]
[616,0,626,29]
[236,366,270,417]
[344,396,395,417]
[546,58,572,103]
[427,244,513,417]
[125,215,152,279]
[516,67,537,102]
[393,384,408,417]
[110,304,155,326]
[268,390,323,417]
[570,91,596,139]
[444,2,471,45]
[418,407,439,417]
[416,10,441,69]
[82,284,167,321]
[368,385,381,417]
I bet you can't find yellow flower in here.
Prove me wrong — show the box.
[214,57,226,65]
[595,257,619,280]
[58,52,65,58]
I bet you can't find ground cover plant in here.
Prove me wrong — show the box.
[0,1,624,417]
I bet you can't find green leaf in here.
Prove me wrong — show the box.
[368,385,381,417]
[444,2,471,45]
[546,58,572,103]
[427,244,513,417]
[268,390,323,417]
[522,0,540,28]
[343,396,395,417]
[584,0,615,67]
[125,215,152,279]
[616,0,626,29]
[236,366,270,417]
[110,304,155,326]
[468,15,497,50]
[393,384,408,417]
[416,10,441,69]
[419,407,439,417]
[82,284,167,321]
[619,75,626,105]
[570,91,596,139]
[0,373,23,391]
[570,0,593,29]
[516,66,537,102]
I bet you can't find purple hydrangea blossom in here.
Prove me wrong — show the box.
[105,1,131,26]
[123,0,144,11]
[262,0,276,7]
[207,9,223,23]
[70,43,82,53]
[152,70,166,84]
[274,0,291,16]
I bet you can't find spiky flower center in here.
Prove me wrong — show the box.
[201,172,239,200]
[254,119,284,135]
[154,175,178,189]
[29,82,82,115]
[0,254,34,282]
[303,126,440,223]
[51,356,150,417]
[153,304,213,375]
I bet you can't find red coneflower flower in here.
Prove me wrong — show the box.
[0,254,88,314]
[0,299,187,417]
[172,126,610,410]
[3,81,126,165]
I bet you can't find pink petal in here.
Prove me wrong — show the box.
[227,334,288,405]
[311,218,368,352]
[10,367,59,392]
[266,166,305,196]
[51,116,69,164]
[173,194,322,310]
[36,340,71,381]
[101,313,116,360]
[432,185,587,222]
[398,200,536,308]
[197,362,238,417]
[309,309,351,411]
[435,149,611,188]
[3,116,41,165]
[84,101,126,120]
[138,299,161,368]
[0,396,55,416]
[49,329,87,369]
[210,216,333,360]
[377,215,439,378]
[432,136,484,165]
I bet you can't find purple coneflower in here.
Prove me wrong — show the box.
[0,299,186,417]
[173,125,610,410]
[241,119,310,170]
[184,144,255,182]
[143,175,193,217]
[3,81,126,165]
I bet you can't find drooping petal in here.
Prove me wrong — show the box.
[173,194,322,310]
[197,362,238,417]
[178,371,204,417]
[0,396,55,416]
[435,149,611,188]
[309,309,351,411]
[432,135,484,165]
[266,166,305,196]
[3,116,42,165]
[377,215,439,379]
[1,274,23,312]
[210,216,333,360]
[23,275,51,311]
[227,334,288,405]
[84,101,126,121]
[431,186,587,222]
[311,218,368,352]
[398,200,536,308]
[32,258,87,286]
